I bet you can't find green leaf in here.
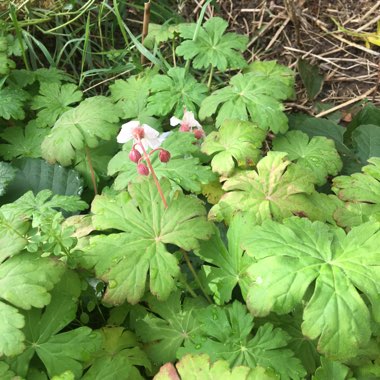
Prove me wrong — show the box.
[0,255,65,357]
[199,73,288,132]
[83,327,150,380]
[1,158,84,204]
[352,124,380,164]
[108,132,216,193]
[332,157,380,227]
[110,75,157,126]
[41,96,120,166]
[144,23,179,49]
[0,361,20,380]
[176,17,248,71]
[81,177,213,304]
[0,210,29,263]
[0,302,25,357]
[272,130,342,185]
[51,371,75,380]
[201,120,266,176]
[245,60,295,99]
[135,292,206,364]
[312,357,351,380]
[178,302,305,380]
[241,217,380,360]
[298,59,324,99]
[0,162,16,196]
[194,218,253,304]
[155,354,279,380]
[210,152,324,223]
[31,82,83,128]
[0,87,28,120]
[0,124,49,160]
[146,68,208,117]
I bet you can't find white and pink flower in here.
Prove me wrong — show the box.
[170,110,204,139]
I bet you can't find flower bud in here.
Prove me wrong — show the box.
[193,129,204,140]
[129,149,142,163]
[159,149,171,163]
[180,123,190,132]
[137,163,149,176]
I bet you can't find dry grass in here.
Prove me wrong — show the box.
[179,0,380,117]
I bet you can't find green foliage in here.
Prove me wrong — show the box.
[0,87,28,120]
[176,17,248,71]
[199,71,290,132]
[108,131,216,193]
[146,67,208,117]
[41,97,120,166]
[201,120,266,176]
[31,82,83,128]
[0,162,16,196]
[272,130,342,185]
[332,157,380,227]
[241,217,380,360]
[178,302,306,379]
[80,178,213,304]
[194,218,253,305]
[297,59,324,100]
[135,291,206,364]
[155,354,279,380]
[210,152,337,224]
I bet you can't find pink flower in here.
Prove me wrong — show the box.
[170,110,203,133]
[117,121,162,153]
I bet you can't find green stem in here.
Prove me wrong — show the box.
[85,146,98,196]
[207,65,214,89]
[181,249,212,304]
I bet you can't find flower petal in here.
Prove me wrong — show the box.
[117,120,140,143]
[142,124,160,139]
[184,111,202,129]
[170,116,182,126]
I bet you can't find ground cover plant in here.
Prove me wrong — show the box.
[1,1,380,379]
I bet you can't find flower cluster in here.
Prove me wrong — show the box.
[117,121,171,176]
[170,110,204,140]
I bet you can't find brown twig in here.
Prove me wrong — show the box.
[141,1,151,65]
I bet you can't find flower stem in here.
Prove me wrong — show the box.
[137,140,168,208]
[181,249,212,304]
[85,146,98,195]
[207,65,214,89]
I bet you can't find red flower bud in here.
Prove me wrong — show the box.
[180,123,190,132]
[159,149,171,163]
[137,163,149,176]
[193,129,204,140]
[129,149,142,163]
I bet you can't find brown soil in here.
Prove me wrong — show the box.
[179,0,380,118]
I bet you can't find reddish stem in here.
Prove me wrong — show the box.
[137,139,168,209]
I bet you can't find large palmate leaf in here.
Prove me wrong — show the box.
[351,124,380,165]
[241,217,380,360]
[0,124,49,160]
[0,255,65,357]
[194,218,253,305]
[110,75,157,127]
[312,357,351,380]
[0,162,16,196]
[7,272,102,378]
[31,82,83,128]
[0,87,29,120]
[210,152,334,223]
[245,60,295,99]
[146,68,208,117]
[108,131,216,193]
[144,23,180,49]
[154,354,279,380]
[176,17,247,71]
[80,177,213,304]
[272,130,342,185]
[1,158,84,204]
[332,157,380,227]
[201,120,266,176]
[178,302,306,380]
[199,72,289,131]
[135,292,206,364]
[82,327,150,380]
[41,96,120,166]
